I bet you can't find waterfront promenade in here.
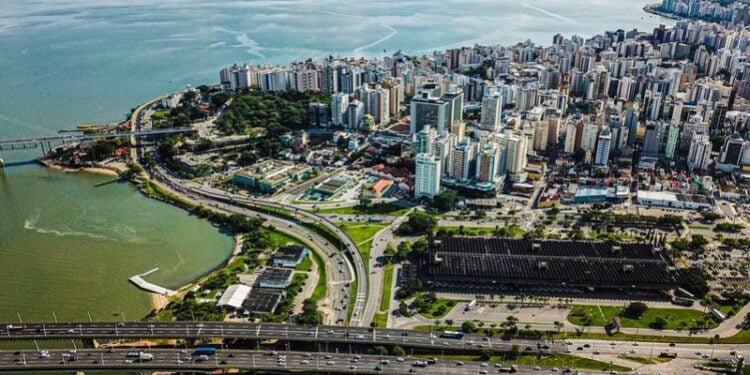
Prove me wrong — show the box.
[128,268,176,296]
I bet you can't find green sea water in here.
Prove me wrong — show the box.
[0,0,666,322]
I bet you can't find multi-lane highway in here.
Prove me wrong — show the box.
[0,348,554,374]
[2,321,745,361]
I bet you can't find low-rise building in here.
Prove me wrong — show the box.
[271,246,308,268]
[233,160,312,193]
[242,290,283,316]
[216,284,251,310]
[256,268,294,289]
[636,190,716,210]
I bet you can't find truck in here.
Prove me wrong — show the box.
[439,331,465,339]
[659,352,677,358]
[5,324,26,331]
[497,364,519,373]
[465,299,477,311]
[192,346,217,356]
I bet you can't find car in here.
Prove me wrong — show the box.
[552,367,559,371]
[629,349,636,354]
[533,366,542,370]
[228,353,235,358]
[380,359,390,365]
[383,334,391,339]
[593,350,600,355]
[632,342,639,346]
[401,332,409,336]
[326,360,335,365]
[479,371,488,374]
[480,362,488,367]
[456,361,464,366]
[669,342,676,347]
[396,357,404,362]
[375,365,383,371]
[350,365,357,369]
[443,341,451,346]
[583,344,590,348]
[195,324,204,328]
[327,329,335,334]
[355,334,365,339]
[124,359,134,364]
[564,348,571,353]
[302,353,312,358]
[524,347,533,352]
[576,347,583,351]
[353,354,362,359]
[702,354,710,359]
[220,360,227,364]
[324,355,332,359]
[305,330,313,336]
[66,329,75,333]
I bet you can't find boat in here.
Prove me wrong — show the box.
[0,158,4,167]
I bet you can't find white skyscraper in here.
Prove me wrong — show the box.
[581,122,599,152]
[687,132,712,171]
[480,92,502,131]
[415,153,441,198]
[331,93,349,127]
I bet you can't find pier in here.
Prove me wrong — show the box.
[128,268,177,296]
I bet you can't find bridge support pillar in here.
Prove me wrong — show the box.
[81,339,99,349]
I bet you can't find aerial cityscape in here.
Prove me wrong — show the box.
[4,0,750,374]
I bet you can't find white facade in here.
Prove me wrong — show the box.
[480,92,502,131]
[687,132,712,171]
[415,153,441,198]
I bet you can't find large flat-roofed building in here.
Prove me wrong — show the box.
[216,284,251,310]
[424,237,675,292]
[255,267,294,289]
[636,190,716,211]
[242,290,283,316]
[233,160,312,193]
[311,177,350,198]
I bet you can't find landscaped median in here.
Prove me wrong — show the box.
[567,304,718,331]
[315,202,411,216]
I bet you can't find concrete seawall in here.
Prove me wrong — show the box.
[129,268,177,296]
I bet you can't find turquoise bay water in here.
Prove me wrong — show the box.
[0,0,666,322]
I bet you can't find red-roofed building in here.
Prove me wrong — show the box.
[364,178,394,198]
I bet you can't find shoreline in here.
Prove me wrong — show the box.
[38,158,121,177]
[642,3,686,21]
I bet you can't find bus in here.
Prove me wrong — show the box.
[465,300,477,311]
[192,346,217,356]
[439,331,464,339]
[673,297,694,306]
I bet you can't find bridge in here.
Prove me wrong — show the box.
[1,321,526,353]
[0,127,195,152]
[0,348,535,374]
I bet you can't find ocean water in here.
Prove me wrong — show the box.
[0,0,666,322]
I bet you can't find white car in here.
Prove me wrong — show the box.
[326,360,335,366]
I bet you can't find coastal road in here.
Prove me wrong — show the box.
[151,166,368,327]
[0,348,561,374]
[150,169,352,325]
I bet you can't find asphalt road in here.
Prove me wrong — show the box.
[150,165,369,327]
[151,167,352,325]
[0,348,555,374]
[3,321,747,361]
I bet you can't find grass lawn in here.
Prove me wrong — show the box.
[616,355,673,365]
[295,255,313,271]
[420,299,457,319]
[316,203,411,217]
[414,354,630,372]
[335,222,388,243]
[567,305,716,330]
[347,280,358,323]
[268,230,303,248]
[335,222,387,268]
[379,264,394,312]
[373,313,388,328]
[310,251,327,302]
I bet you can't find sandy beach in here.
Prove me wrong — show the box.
[39,159,121,177]
[149,293,170,311]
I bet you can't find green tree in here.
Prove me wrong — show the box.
[461,320,476,333]
[391,345,406,357]
[623,302,648,319]
[367,346,388,356]
[651,316,668,330]
[431,191,459,212]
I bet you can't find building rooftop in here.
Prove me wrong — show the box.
[426,237,673,288]
[216,284,251,309]
[256,267,294,286]
[242,290,283,314]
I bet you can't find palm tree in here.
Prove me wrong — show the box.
[434,319,441,328]
[445,319,454,327]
